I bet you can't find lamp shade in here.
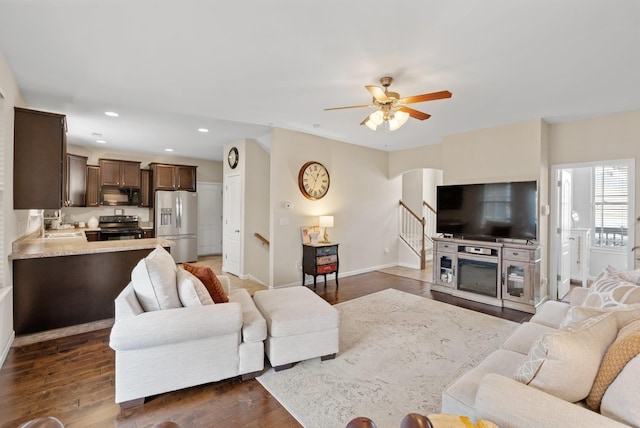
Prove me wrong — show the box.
[365,119,378,131]
[369,110,385,126]
[389,110,410,131]
[319,215,334,228]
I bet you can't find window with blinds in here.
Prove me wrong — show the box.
[593,163,629,248]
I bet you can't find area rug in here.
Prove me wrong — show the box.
[257,288,518,428]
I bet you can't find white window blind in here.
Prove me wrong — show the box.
[593,164,628,247]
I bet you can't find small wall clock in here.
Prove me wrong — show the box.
[228,147,239,169]
[298,161,330,200]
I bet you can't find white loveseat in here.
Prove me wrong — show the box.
[442,275,640,428]
[109,246,266,408]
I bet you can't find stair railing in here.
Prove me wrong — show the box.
[399,200,426,269]
[423,201,437,250]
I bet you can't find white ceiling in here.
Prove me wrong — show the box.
[1,0,639,161]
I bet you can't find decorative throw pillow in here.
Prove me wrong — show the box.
[426,414,498,428]
[584,269,640,308]
[131,247,181,312]
[619,269,640,285]
[560,304,640,330]
[586,319,640,410]
[514,313,617,402]
[176,267,214,307]
[151,244,178,272]
[183,263,229,303]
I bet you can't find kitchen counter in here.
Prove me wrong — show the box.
[10,229,173,260]
[11,229,175,335]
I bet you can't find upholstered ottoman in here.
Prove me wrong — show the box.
[253,286,339,371]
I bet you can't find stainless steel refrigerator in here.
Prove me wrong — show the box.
[155,190,198,263]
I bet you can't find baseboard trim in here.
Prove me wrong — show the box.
[275,263,399,289]
[0,331,15,368]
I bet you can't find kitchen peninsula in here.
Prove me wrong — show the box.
[10,230,174,335]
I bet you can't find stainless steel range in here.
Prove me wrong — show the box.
[98,215,143,240]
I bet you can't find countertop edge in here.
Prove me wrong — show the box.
[10,237,175,260]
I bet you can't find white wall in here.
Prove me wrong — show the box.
[270,128,401,287]
[0,52,26,365]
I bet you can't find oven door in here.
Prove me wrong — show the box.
[99,229,143,240]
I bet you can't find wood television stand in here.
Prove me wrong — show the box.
[432,236,546,314]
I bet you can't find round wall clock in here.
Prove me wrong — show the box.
[228,147,239,169]
[298,161,330,200]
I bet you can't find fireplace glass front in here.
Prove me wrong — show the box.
[457,257,498,297]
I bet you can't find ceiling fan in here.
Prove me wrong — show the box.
[324,76,452,131]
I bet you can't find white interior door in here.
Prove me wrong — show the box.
[197,182,223,255]
[557,169,573,299]
[224,174,241,276]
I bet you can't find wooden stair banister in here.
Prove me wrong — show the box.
[254,232,270,246]
[399,200,426,269]
[398,200,437,270]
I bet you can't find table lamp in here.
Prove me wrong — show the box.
[319,215,334,243]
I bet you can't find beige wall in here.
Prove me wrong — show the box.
[442,119,543,184]
[389,119,551,287]
[388,143,442,178]
[243,140,270,285]
[270,128,401,287]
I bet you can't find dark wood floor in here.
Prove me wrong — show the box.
[0,271,531,428]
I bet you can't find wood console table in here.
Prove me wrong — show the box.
[302,243,339,289]
[432,237,545,313]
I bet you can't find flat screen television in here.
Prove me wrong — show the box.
[436,181,537,241]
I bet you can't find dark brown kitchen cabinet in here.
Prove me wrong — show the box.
[85,165,100,207]
[143,229,154,239]
[176,165,197,190]
[139,169,151,207]
[64,154,87,207]
[14,107,66,209]
[149,163,197,191]
[84,231,100,241]
[99,159,141,188]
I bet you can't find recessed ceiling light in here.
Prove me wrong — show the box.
[165,148,174,152]
[198,128,209,133]
[96,140,107,144]
[105,111,119,117]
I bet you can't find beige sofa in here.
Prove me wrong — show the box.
[109,246,267,407]
[442,285,640,427]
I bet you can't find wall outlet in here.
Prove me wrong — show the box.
[295,261,301,270]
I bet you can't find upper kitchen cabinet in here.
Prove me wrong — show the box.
[99,159,141,188]
[149,163,197,191]
[86,165,100,207]
[64,154,88,207]
[14,108,66,209]
[139,169,151,207]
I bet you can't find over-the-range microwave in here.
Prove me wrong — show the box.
[100,187,141,206]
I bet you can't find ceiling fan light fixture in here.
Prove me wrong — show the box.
[365,119,377,131]
[388,110,410,131]
[369,110,384,126]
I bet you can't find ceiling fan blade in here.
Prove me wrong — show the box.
[359,115,371,125]
[366,85,388,102]
[399,90,452,104]
[324,104,371,111]
[398,106,431,121]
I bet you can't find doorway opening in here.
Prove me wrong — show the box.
[550,159,635,300]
